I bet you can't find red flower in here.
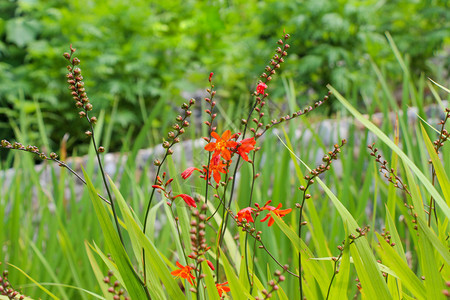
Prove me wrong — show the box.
[206,155,228,184]
[216,282,231,297]
[181,167,202,179]
[171,261,196,286]
[205,130,238,161]
[256,82,268,94]
[236,137,256,161]
[236,207,255,223]
[173,194,197,208]
[207,260,215,271]
[260,203,292,226]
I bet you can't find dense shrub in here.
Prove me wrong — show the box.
[0,0,448,154]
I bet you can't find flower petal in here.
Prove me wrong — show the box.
[221,130,232,140]
[173,194,197,208]
[211,131,221,140]
[181,167,201,179]
[204,142,216,151]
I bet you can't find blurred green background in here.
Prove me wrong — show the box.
[0,0,449,156]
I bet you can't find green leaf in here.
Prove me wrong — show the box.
[375,233,426,299]
[416,217,450,267]
[328,85,450,220]
[327,222,350,299]
[219,248,252,300]
[109,177,184,299]
[84,242,113,300]
[270,212,330,293]
[7,263,59,300]
[278,131,391,298]
[420,125,450,204]
[202,260,221,300]
[5,18,40,47]
[82,168,148,300]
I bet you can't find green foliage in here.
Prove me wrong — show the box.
[0,4,449,298]
[0,0,448,154]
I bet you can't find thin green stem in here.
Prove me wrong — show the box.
[326,253,343,300]
[89,121,125,246]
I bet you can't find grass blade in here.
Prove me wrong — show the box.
[82,167,148,299]
[7,263,59,300]
[328,85,450,220]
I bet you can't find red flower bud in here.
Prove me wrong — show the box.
[181,167,202,179]
[173,194,197,208]
[207,260,215,271]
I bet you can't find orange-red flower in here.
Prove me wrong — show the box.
[205,130,237,161]
[260,203,292,226]
[206,155,228,184]
[171,261,196,285]
[181,167,202,179]
[236,207,255,223]
[236,137,256,161]
[173,194,197,208]
[216,282,231,297]
[256,82,268,94]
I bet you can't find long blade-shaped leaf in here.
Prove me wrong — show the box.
[82,168,148,299]
[109,177,185,299]
[375,233,426,299]
[279,130,391,298]
[328,85,450,220]
[8,263,59,300]
[420,125,450,204]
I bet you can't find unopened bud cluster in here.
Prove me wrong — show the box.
[432,107,450,156]
[298,139,346,195]
[250,34,292,138]
[256,92,331,139]
[348,226,370,242]
[0,140,61,162]
[102,270,130,300]
[203,73,217,137]
[0,269,25,300]
[368,143,410,196]
[380,228,396,247]
[259,33,290,85]
[188,204,214,271]
[368,144,419,227]
[63,45,96,132]
[151,172,174,204]
[254,269,286,300]
[158,99,195,159]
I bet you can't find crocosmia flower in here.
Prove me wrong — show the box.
[216,281,231,297]
[260,203,292,226]
[181,167,201,179]
[236,207,255,223]
[256,82,268,94]
[205,130,238,161]
[173,194,197,208]
[171,261,196,285]
[236,137,256,161]
[206,155,228,184]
